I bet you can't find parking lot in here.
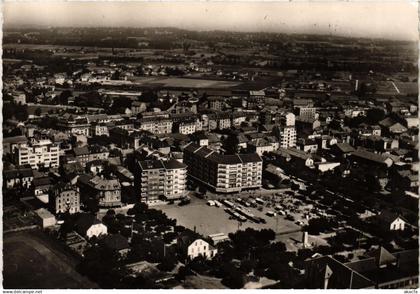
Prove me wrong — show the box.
[156,195,301,237]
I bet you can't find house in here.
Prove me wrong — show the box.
[389,123,408,135]
[297,139,318,154]
[273,148,315,168]
[35,208,56,229]
[3,164,34,189]
[390,169,419,193]
[76,214,108,238]
[102,234,130,257]
[248,137,279,156]
[178,235,217,261]
[376,211,409,231]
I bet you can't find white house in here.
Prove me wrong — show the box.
[187,239,218,260]
[76,214,108,238]
[377,211,408,231]
[390,218,406,230]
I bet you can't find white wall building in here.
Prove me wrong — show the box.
[187,239,218,260]
[15,139,60,169]
[280,126,297,148]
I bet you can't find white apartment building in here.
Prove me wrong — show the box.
[15,139,60,169]
[285,112,296,127]
[90,123,109,137]
[179,119,203,135]
[183,144,263,193]
[138,159,187,203]
[280,126,297,148]
[139,117,173,134]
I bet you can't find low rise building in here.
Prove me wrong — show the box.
[76,214,108,238]
[35,208,56,229]
[3,164,34,189]
[178,234,218,261]
[304,247,418,289]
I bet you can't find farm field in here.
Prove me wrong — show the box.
[3,230,97,289]
[129,77,241,88]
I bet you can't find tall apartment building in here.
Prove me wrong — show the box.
[279,126,297,148]
[14,139,60,170]
[297,106,317,122]
[137,159,187,203]
[183,143,262,193]
[50,182,80,214]
[276,113,297,148]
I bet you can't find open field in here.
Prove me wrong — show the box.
[156,197,301,237]
[179,275,227,289]
[129,77,241,88]
[3,230,97,289]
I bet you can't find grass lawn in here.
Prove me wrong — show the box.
[3,230,97,289]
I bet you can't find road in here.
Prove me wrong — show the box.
[27,103,104,112]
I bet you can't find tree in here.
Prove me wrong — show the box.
[220,263,245,289]
[34,107,42,117]
[157,255,177,272]
[3,102,29,121]
[59,90,73,104]
[366,108,385,124]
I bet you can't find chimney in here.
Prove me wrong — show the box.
[302,231,309,248]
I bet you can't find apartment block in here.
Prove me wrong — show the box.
[138,112,173,134]
[137,159,187,203]
[14,139,60,170]
[183,143,262,193]
[50,182,80,214]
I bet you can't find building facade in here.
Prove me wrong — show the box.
[14,139,60,169]
[50,182,80,214]
[137,159,187,203]
[183,143,263,193]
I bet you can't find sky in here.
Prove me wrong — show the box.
[3,1,419,41]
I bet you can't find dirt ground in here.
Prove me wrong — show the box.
[3,230,97,289]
